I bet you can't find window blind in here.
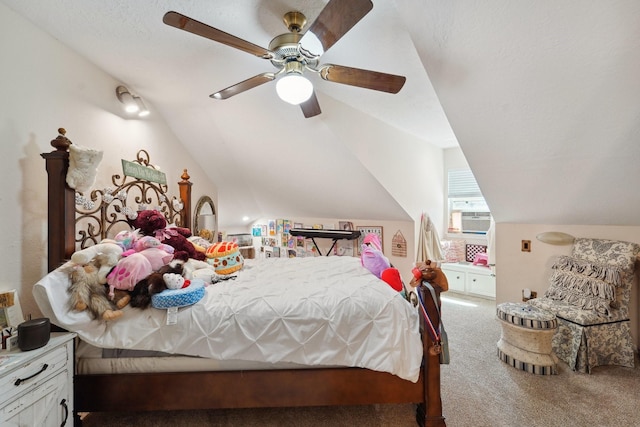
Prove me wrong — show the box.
[448,169,483,198]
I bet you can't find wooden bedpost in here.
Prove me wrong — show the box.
[416,284,446,427]
[41,128,75,272]
[178,168,192,230]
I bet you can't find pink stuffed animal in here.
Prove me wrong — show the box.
[106,235,174,299]
[361,233,390,278]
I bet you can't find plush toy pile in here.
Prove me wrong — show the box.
[65,209,240,321]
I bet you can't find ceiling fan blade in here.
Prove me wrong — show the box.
[319,64,406,94]
[299,0,373,59]
[300,92,322,118]
[163,11,273,59]
[210,73,276,100]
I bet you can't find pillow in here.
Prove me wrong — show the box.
[205,241,244,275]
[152,279,205,309]
[552,256,622,286]
[544,256,622,316]
[571,238,640,274]
[441,239,466,263]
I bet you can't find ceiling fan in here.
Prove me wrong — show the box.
[163,0,406,118]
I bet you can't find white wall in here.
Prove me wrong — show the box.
[496,223,640,346]
[0,4,217,319]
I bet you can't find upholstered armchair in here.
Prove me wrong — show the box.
[528,238,640,373]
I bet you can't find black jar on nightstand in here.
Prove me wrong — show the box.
[17,318,51,351]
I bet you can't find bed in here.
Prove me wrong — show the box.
[37,128,446,426]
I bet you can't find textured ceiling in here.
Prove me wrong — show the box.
[2,0,457,227]
[5,0,640,229]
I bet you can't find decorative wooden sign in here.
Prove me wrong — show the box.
[392,230,407,257]
[121,159,167,184]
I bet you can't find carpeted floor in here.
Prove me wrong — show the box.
[81,294,640,426]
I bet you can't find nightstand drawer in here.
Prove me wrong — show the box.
[0,345,67,404]
[2,369,69,426]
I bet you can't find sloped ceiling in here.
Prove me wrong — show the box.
[4,0,639,228]
[2,0,455,229]
[398,0,640,226]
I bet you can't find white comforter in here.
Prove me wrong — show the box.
[33,256,422,382]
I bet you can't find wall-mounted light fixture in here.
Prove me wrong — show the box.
[536,231,575,245]
[116,85,150,118]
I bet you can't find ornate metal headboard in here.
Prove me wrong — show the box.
[74,149,187,249]
[42,128,193,271]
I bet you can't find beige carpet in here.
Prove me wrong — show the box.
[81,294,640,426]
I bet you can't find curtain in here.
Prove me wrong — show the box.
[416,213,444,263]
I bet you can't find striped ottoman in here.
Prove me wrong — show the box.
[496,302,558,375]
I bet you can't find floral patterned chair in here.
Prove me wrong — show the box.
[528,238,640,373]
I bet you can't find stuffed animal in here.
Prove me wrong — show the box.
[113,229,140,252]
[131,210,205,262]
[66,143,103,193]
[70,239,124,284]
[363,233,383,251]
[67,261,126,321]
[106,241,174,299]
[410,260,449,292]
[361,243,390,278]
[129,262,185,309]
[205,241,244,275]
[380,267,404,292]
[163,273,190,290]
[182,258,220,284]
[188,235,212,255]
[121,235,172,256]
[199,228,214,242]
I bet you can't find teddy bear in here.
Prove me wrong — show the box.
[130,210,205,262]
[67,261,128,321]
[70,239,124,284]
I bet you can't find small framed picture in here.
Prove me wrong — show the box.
[356,226,383,255]
[338,221,354,231]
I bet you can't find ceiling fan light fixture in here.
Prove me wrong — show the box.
[276,74,313,105]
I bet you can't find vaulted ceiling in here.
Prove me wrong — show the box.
[4,0,639,228]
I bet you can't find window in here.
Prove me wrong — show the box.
[447,169,491,234]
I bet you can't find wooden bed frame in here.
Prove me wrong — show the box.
[41,128,446,427]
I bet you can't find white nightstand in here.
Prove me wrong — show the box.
[0,332,75,426]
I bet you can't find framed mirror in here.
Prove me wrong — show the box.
[193,196,216,241]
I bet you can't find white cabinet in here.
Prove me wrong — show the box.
[0,333,75,427]
[441,263,496,298]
